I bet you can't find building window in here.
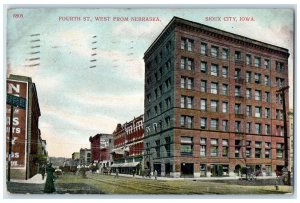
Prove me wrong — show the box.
[200,80,207,92]
[181,96,193,109]
[265,124,271,135]
[265,149,271,159]
[264,59,270,69]
[159,85,163,97]
[246,88,251,99]
[254,73,261,84]
[165,77,171,90]
[235,68,241,79]
[211,100,218,112]
[276,109,283,120]
[222,120,229,131]
[222,66,228,78]
[210,139,218,157]
[200,61,207,73]
[235,86,241,97]
[235,148,241,158]
[235,103,242,114]
[265,108,271,119]
[165,137,171,157]
[181,38,194,51]
[235,121,241,132]
[246,105,252,117]
[154,106,158,116]
[165,97,171,109]
[222,48,229,59]
[265,92,270,102]
[246,122,251,134]
[181,137,193,156]
[276,61,285,73]
[222,84,228,95]
[211,64,218,76]
[187,78,193,90]
[155,140,160,158]
[246,140,251,158]
[210,119,218,130]
[211,46,219,57]
[276,125,284,136]
[276,93,283,104]
[200,117,207,129]
[246,148,251,158]
[147,93,151,103]
[235,140,242,158]
[165,116,170,128]
[222,139,229,157]
[255,123,262,134]
[180,116,193,128]
[254,56,261,67]
[222,102,228,113]
[181,76,194,90]
[255,106,262,118]
[235,51,242,61]
[276,77,285,88]
[255,141,262,158]
[265,75,270,86]
[211,82,218,94]
[165,60,171,72]
[246,71,251,83]
[276,143,284,158]
[200,43,208,55]
[200,99,207,111]
[246,54,251,65]
[200,138,206,157]
[180,57,194,70]
[255,90,262,101]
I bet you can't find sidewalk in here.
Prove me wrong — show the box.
[107,172,277,181]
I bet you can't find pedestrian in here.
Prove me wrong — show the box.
[44,163,56,193]
[154,170,158,180]
[41,164,46,180]
[132,169,136,177]
[115,168,119,178]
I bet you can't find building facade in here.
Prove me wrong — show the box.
[111,115,144,174]
[89,133,113,168]
[288,110,293,174]
[144,17,290,178]
[79,148,91,166]
[72,152,80,167]
[6,74,46,179]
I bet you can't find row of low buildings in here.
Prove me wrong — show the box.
[6,74,48,180]
[71,17,292,178]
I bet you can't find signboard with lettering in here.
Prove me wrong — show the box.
[6,80,28,169]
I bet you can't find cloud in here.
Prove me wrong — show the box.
[112,22,165,41]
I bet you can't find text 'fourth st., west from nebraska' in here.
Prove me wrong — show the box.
[58,16,161,22]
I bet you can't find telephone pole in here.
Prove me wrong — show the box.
[276,86,290,185]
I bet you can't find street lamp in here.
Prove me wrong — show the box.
[276,86,290,185]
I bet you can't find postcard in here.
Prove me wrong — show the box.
[4,6,295,197]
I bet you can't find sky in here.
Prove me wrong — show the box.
[5,8,294,158]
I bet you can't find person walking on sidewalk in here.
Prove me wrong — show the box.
[115,168,119,178]
[44,163,56,193]
[154,170,158,180]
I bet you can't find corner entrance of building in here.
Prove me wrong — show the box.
[165,163,171,176]
[153,163,161,176]
[181,163,194,177]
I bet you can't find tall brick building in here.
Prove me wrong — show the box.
[6,74,46,179]
[144,17,290,178]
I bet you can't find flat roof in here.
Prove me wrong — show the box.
[144,16,289,57]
